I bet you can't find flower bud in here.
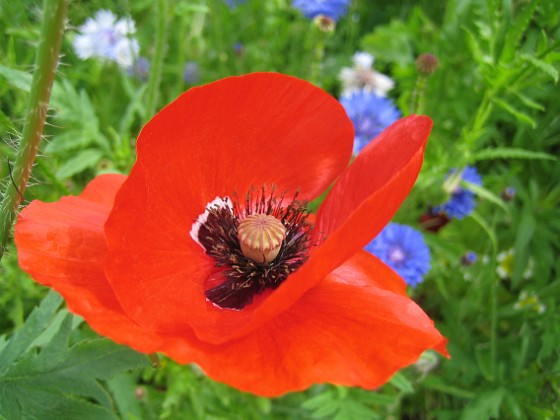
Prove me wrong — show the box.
[416,53,439,76]
[501,187,516,201]
[314,15,336,32]
[461,251,478,266]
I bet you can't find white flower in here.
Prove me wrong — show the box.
[338,51,395,97]
[514,290,546,314]
[496,249,534,280]
[352,51,374,69]
[112,38,140,69]
[72,9,139,70]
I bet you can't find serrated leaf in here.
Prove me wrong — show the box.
[55,149,104,179]
[493,97,537,128]
[302,390,339,418]
[520,54,559,82]
[0,290,62,372]
[470,147,556,162]
[0,388,121,420]
[0,298,148,420]
[336,400,380,420]
[460,388,505,420]
[500,1,538,62]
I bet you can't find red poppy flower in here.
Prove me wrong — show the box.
[15,73,447,397]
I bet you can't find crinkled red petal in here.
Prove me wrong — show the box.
[103,73,353,342]
[15,178,447,397]
[161,251,448,397]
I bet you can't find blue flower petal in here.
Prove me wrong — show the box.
[365,223,431,287]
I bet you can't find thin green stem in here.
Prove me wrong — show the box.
[310,36,325,86]
[145,0,168,119]
[0,0,68,262]
[410,76,427,115]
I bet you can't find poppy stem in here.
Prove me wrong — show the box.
[0,0,68,262]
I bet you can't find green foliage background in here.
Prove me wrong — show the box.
[0,0,559,418]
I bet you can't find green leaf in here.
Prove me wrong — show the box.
[422,376,475,399]
[514,91,545,111]
[493,97,537,128]
[302,390,339,418]
[0,290,62,371]
[0,64,32,91]
[462,181,508,212]
[469,211,498,251]
[463,27,492,65]
[389,372,414,393]
[0,64,63,100]
[45,131,100,154]
[106,373,144,419]
[460,388,505,420]
[520,53,559,83]
[469,147,557,162]
[500,1,538,62]
[55,149,104,179]
[0,294,149,420]
[474,344,494,381]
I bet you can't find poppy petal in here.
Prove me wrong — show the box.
[103,73,354,342]
[316,114,432,255]
[252,115,432,325]
[14,175,162,351]
[163,251,447,397]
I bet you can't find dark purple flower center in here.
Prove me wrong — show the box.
[192,187,312,310]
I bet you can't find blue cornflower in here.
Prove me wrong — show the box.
[434,166,482,220]
[292,0,350,21]
[366,223,431,288]
[339,89,401,154]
